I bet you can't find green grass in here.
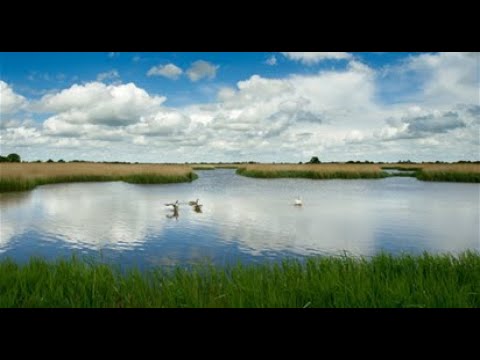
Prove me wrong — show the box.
[1,252,478,307]
[0,173,198,192]
[236,168,388,180]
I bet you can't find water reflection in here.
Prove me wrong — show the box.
[0,192,33,252]
[0,170,478,266]
[0,191,32,208]
[165,200,180,220]
[1,183,166,251]
[166,207,179,221]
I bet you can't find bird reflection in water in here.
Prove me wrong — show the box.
[165,200,180,221]
[166,207,179,220]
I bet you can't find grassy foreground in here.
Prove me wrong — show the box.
[0,163,198,192]
[0,252,478,308]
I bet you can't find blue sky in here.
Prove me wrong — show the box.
[0,52,478,162]
[1,52,415,106]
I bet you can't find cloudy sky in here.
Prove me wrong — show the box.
[0,52,478,162]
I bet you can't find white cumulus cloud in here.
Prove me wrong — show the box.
[406,52,479,105]
[147,63,183,80]
[127,110,191,136]
[39,82,166,127]
[186,60,218,82]
[0,80,27,114]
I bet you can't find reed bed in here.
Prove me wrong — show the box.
[235,163,480,182]
[237,164,387,180]
[381,163,480,183]
[191,165,216,170]
[0,163,198,192]
[0,252,478,308]
[415,164,480,183]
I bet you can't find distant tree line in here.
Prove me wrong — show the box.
[0,153,21,162]
[346,160,375,164]
[2,154,479,165]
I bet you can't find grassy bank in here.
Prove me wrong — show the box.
[415,164,480,183]
[1,252,478,307]
[235,163,480,182]
[237,164,388,180]
[0,163,198,192]
[380,163,480,183]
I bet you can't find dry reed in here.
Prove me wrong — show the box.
[0,163,197,192]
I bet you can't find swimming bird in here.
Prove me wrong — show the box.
[165,200,179,209]
[188,199,199,206]
[294,197,303,206]
[193,204,203,213]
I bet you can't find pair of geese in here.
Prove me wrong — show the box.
[165,199,203,210]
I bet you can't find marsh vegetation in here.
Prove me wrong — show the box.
[0,163,198,192]
[236,164,388,179]
[0,252,478,308]
[235,163,480,183]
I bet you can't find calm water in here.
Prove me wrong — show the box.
[0,170,478,268]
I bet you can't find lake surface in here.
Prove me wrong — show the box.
[0,170,478,268]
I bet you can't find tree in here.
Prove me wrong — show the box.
[47,159,54,163]
[58,159,65,163]
[0,156,8,162]
[7,153,21,162]
[309,156,320,164]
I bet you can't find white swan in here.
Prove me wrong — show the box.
[294,197,303,206]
